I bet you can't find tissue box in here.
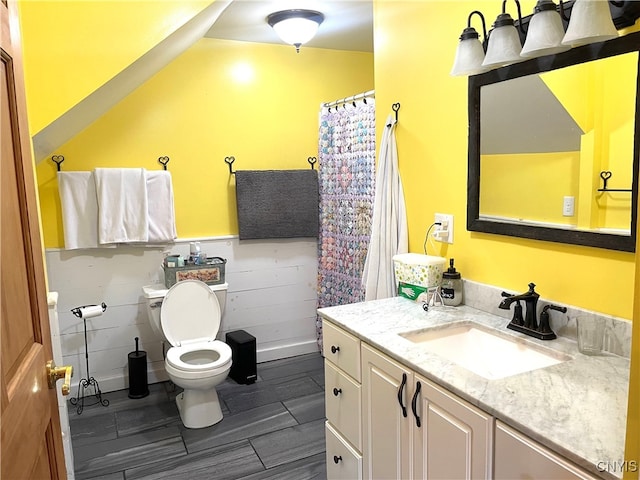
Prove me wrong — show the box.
[393,254,446,290]
[163,257,226,288]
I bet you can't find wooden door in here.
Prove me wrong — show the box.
[361,344,412,480]
[1,1,67,478]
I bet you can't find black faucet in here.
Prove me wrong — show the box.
[498,283,565,340]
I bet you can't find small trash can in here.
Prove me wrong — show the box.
[128,337,149,399]
[226,330,257,384]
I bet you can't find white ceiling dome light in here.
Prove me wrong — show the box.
[267,9,325,53]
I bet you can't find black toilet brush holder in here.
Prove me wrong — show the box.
[128,337,149,399]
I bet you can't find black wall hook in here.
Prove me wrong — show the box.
[598,170,632,192]
[387,103,401,127]
[225,156,236,175]
[308,157,317,170]
[158,156,170,170]
[52,155,65,171]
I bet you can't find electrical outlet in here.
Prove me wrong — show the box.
[563,196,575,216]
[434,213,454,244]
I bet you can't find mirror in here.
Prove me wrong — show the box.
[467,32,640,252]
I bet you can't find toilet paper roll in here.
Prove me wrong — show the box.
[77,305,104,319]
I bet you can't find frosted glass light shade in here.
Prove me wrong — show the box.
[267,10,325,52]
[272,18,320,47]
[482,24,523,69]
[521,9,570,57]
[451,37,486,76]
[562,0,618,46]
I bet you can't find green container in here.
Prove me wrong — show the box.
[163,257,226,288]
[397,282,428,301]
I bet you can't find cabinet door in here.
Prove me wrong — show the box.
[495,421,599,479]
[413,374,493,480]
[361,344,413,480]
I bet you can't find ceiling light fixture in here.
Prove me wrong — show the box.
[267,9,325,53]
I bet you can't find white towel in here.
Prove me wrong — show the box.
[145,171,177,243]
[94,168,149,244]
[57,171,99,249]
[362,114,408,300]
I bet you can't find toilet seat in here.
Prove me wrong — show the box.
[161,280,222,347]
[166,340,232,372]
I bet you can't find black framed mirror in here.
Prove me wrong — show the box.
[467,31,640,252]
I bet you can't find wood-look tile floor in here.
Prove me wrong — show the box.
[68,352,327,480]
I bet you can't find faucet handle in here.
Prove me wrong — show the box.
[538,304,567,337]
[501,291,514,298]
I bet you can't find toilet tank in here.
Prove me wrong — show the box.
[142,282,228,340]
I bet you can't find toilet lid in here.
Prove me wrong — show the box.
[160,280,221,347]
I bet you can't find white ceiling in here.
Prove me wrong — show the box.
[204,0,374,52]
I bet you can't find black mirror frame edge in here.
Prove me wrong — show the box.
[467,30,640,253]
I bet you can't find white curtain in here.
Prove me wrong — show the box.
[361,113,408,300]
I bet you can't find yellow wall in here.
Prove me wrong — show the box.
[18,0,213,134]
[373,0,635,321]
[34,38,374,246]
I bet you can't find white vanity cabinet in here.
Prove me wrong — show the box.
[323,321,363,479]
[361,343,492,480]
[494,421,599,480]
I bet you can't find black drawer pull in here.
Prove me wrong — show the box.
[333,387,342,396]
[333,455,342,464]
[397,373,407,417]
[411,381,422,428]
[331,345,340,354]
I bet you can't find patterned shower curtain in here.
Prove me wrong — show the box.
[316,98,376,348]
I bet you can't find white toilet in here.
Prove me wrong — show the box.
[142,280,232,428]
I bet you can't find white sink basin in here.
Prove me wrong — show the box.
[399,322,568,380]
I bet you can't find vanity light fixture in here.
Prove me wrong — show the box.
[267,9,325,53]
[450,11,488,76]
[482,0,526,69]
[520,0,571,57]
[561,0,618,47]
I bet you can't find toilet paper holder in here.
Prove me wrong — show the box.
[69,302,110,414]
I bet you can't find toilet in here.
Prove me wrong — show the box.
[143,280,231,428]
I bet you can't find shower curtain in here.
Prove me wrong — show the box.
[316,98,376,348]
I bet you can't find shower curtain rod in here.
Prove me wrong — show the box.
[322,89,375,108]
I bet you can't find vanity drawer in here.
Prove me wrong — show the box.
[322,320,361,381]
[325,360,362,450]
[326,421,362,480]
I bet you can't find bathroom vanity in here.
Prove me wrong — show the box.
[319,297,630,479]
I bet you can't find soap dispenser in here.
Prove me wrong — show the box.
[441,258,462,306]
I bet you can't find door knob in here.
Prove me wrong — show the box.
[46,360,73,395]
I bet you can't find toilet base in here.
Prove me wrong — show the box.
[175,389,223,428]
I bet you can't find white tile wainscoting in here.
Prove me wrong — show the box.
[46,236,320,395]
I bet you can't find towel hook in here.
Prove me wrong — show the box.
[387,103,401,127]
[598,170,632,193]
[52,155,65,171]
[308,157,317,170]
[392,102,400,123]
[225,156,236,175]
[158,156,170,170]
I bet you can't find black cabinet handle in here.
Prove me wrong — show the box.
[397,373,408,417]
[333,455,342,464]
[333,387,342,396]
[411,381,422,428]
[331,345,340,354]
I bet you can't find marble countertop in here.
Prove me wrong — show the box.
[318,297,630,480]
